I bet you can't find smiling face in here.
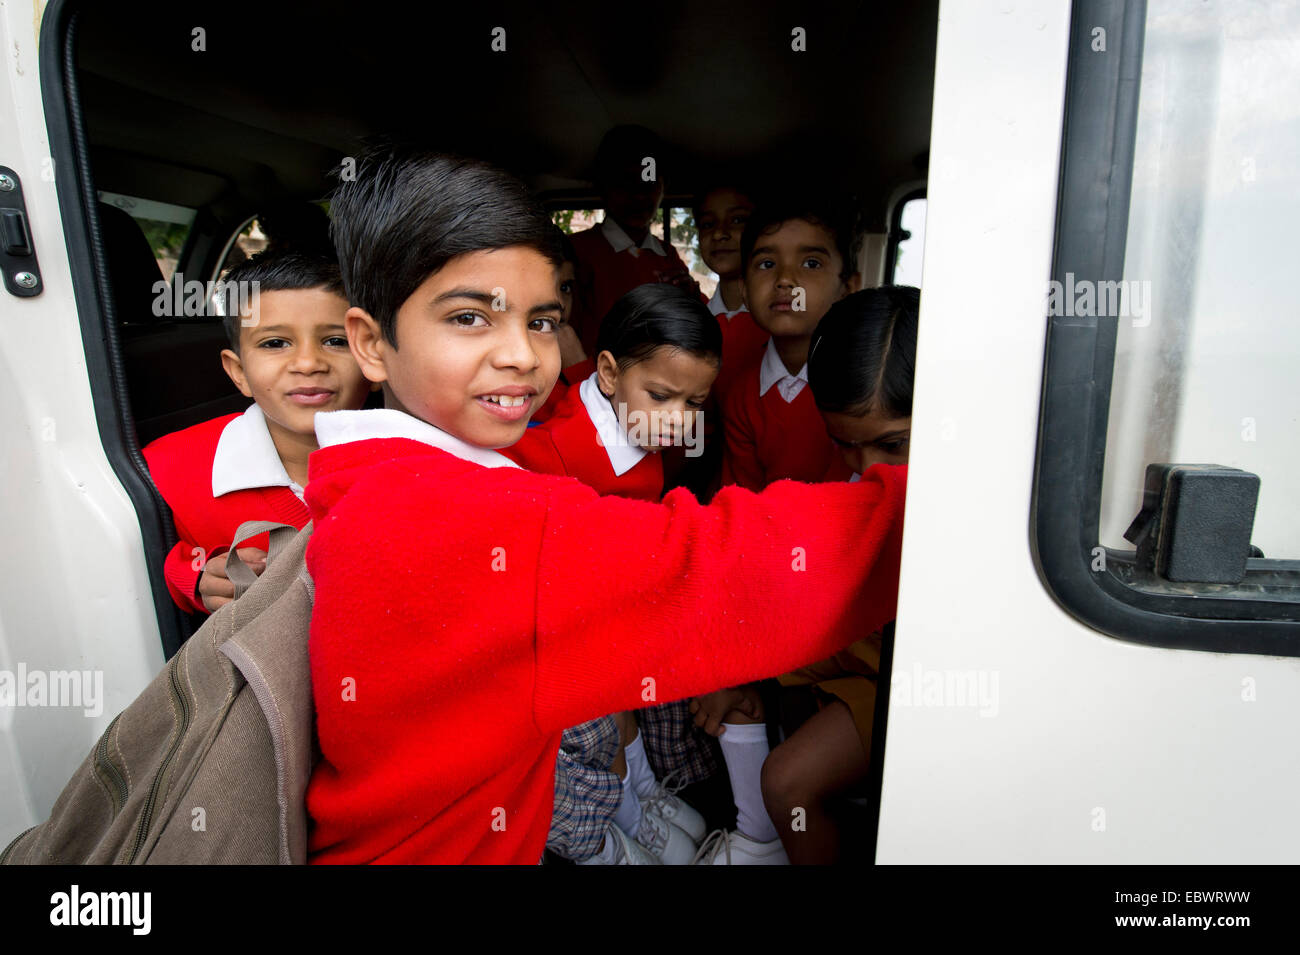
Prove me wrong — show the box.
[744,218,858,339]
[595,345,719,451]
[220,287,372,442]
[696,188,754,280]
[345,246,564,449]
[820,404,912,475]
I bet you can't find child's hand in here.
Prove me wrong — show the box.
[689,685,763,737]
[198,547,267,613]
[558,322,587,369]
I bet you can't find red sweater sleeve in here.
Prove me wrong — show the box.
[161,538,207,615]
[720,376,766,491]
[531,465,906,733]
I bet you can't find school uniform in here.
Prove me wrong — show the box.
[705,290,769,411]
[719,338,840,491]
[303,407,907,864]
[502,373,664,502]
[529,358,596,426]
[142,405,310,615]
[569,218,695,354]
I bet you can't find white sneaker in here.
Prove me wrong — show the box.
[691,828,790,865]
[576,823,661,865]
[640,769,707,845]
[635,809,698,865]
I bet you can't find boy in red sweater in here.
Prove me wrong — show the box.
[568,126,697,354]
[306,146,906,864]
[719,197,862,491]
[142,252,373,614]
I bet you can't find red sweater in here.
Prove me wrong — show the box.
[720,360,840,491]
[303,436,906,864]
[569,225,695,354]
[143,413,310,614]
[500,379,664,502]
[712,309,769,411]
[531,358,596,425]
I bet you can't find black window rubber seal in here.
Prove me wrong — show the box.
[883,187,925,285]
[39,0,191,659]
[1030,0,1300,655]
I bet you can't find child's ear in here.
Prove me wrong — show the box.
[595,350,619,398]
[345,307,389,385]
[843,271,863,295]
[220,348,253,398]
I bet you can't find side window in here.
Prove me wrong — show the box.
[550,205,714,293]
[1033,0,1300,654]
[213,217,266,280]
[890,194,927,286]
[97,190,194,281]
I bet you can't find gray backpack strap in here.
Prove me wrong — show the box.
[225,520,300,599]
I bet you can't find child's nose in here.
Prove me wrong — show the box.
[290,345,329,371]
[493,325,541,370]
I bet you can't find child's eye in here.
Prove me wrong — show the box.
[530,316,559,333]
[731,215,749,226]
[258,338,290,349]
[559,281,574,295]
[687,398,706,409]
[323,336,349,347]
[802,258,824,269]
[648,392,668,402]
[879,439,909,454]
[450,312,488,328]
[755,259,774,271]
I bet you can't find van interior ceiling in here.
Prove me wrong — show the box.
[74,1,936,219]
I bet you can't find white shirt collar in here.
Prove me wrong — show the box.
[578,373,649,477]
[600,217,666,257]
[212,404,305,501]
[314,409,522,469]
[707,284,746,319]
[757,338,809,403]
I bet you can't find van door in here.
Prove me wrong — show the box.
[0,1,163,839]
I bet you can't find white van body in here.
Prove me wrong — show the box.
[1,0,1296,861]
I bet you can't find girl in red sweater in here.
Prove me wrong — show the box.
[692,286,919,865]
[305,146,907,864]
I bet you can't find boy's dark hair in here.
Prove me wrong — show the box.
[740,194,863,281]
[594,283,723,371]
[329,144,564,347]
[594,125,666,187]
[217,250,344,352]
[808,286,919,418]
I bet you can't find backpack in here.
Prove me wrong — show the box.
[1,521,316,864]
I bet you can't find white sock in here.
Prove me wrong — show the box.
[613,770,641,839]
[718,722,778,844]
[624,730,658,802]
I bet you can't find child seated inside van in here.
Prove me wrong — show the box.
[505,282,722,864]
[693,182,768,408]
[142,251,373,614]
[304,144,907,864]
[719,196,861,491]
[690,286,918,865]
[568,125,697,354]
